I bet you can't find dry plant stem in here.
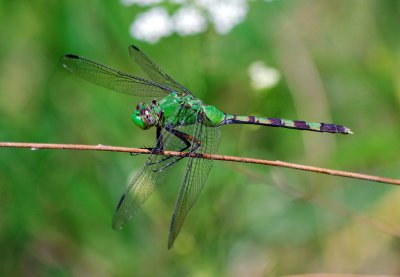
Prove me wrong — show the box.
[1,141,400,186]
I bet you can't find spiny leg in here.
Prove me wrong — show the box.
[154,125,165,152]
[143,126,190,166]
[156,127,192,158]
[147,126,199,166]
[153,140,201,172]
[130,126,164,157]
[151,128,202,172]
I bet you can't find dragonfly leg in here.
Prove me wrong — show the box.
[130,126,164,156]
[146,126,192,167]
[151,130,202,172]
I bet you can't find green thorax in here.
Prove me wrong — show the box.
[158,92,225,127]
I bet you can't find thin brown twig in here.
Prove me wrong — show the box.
[1,141,400,186]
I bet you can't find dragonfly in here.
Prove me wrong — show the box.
[61,45,352,249]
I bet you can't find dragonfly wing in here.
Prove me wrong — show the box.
[112,151,165,229]
[62,54,173,97]
[129,45,192,96]
[167,116,222,248]
[112,107,192,229]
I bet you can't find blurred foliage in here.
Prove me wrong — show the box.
[1,0,400,276]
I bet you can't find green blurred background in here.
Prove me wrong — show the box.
[1,0,400,275]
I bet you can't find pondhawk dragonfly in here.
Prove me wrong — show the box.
[62,45,352,249]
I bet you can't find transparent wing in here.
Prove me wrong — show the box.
[168,116,222,248]
[112,107,193,229]
[62,54,173,97]
[129,45,192,96]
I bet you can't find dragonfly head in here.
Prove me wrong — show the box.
[132,102,160,130]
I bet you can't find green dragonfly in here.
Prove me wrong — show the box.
[61,45,352,248]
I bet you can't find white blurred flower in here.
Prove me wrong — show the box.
[129,7,174,43]
[127,0,250,42]
[122,0,162,6]
[248,61,280,90]
[198,0,248,34]
[173,6,207,35]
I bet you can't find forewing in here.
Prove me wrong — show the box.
[112,108,191,229]
[129,45,192,96]
[167,117,222,248]
[62,54,172,97]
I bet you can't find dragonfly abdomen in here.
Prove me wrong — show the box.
[222,114,352,134]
